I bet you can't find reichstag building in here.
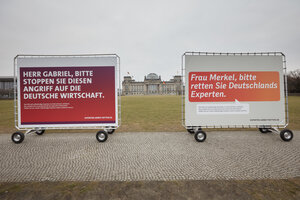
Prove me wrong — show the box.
[122,73,182,95]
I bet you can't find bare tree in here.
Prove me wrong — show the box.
[287,69,300,93]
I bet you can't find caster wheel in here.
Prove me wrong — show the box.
[194,130,206,142]
[280,129,293,142]
[11,132,25,144]
[96,131,108,142]
[107,129,115,134]
[36,130,45,135]
[187,129,194,134]
[187,127,202,134]
[259,128,271,133]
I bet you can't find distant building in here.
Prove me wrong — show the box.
[122,73,182,95]
[0,76,14,99]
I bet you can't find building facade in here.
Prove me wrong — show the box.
[122,73,182,95]
[0,76,14,99]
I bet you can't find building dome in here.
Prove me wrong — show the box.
[146,73,159,80]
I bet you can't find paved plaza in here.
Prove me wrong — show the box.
[0,131,299,182]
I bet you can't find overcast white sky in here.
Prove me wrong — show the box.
[0,0,299,81]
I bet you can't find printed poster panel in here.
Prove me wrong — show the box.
[17,56,118,128]
[184,54,286,127]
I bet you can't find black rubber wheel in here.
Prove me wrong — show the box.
[194,130,206,142]
[35,130,45,135]
[107,129,115,134]
[187,129,194,134]
[259,128,271,133]
[96,131,108,142]
[11,132,25,144]
[280,129,293,142]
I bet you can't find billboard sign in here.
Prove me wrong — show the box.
[16,55,119,128]
[184,53,286,127]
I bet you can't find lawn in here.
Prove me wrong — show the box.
[1,178,299,200]
[287,96,300,130]
[0,100,15,134]
[0,96,299,134]
[119,95,184,132]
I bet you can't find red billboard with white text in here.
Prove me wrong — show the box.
[16,54,119,129]
[19,66,115,126]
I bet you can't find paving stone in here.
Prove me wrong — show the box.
[0,131,299,182]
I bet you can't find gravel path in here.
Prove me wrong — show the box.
[0,131,299,182]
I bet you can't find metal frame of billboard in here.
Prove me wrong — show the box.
[181,52,289,130]
[13,54,121,132]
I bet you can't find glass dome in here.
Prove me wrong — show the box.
[146,73,159,80]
